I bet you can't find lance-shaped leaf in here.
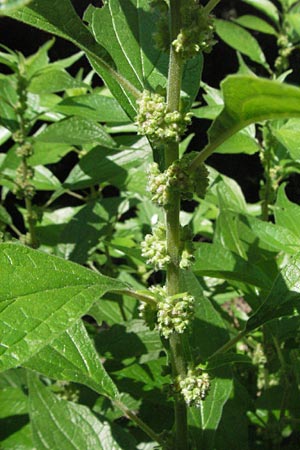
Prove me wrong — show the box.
[193,76,300,166]
[246,252,300,331]
[0,243,127,372]
[28,373,133,450]
[24,320,119,399]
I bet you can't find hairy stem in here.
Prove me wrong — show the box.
[165,1,189,449]
[203,0,222,14]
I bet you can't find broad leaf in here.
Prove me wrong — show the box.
[0,243,127,372]
[275,184,300,236]
[28,373,130,450]
[182,272,232,450]
[25,320,119,399]
[246,252,300,331]
[208,76,300,154]
[0,386,28,418]
[35,117,115,146]
[55,94,129,123]
[193,242,273,289]
[271,118,300,160]
[215,20,268,68]
[0,424,33,450]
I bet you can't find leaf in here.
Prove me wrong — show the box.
[28,373,128,450]
[234,15,278,36]
[0,424,33,450]
[0,243,127,372]
[87,1,202,118]
[215,20,268,67]
[6,0,112,65]
[25,320,119,399]
[208,76,300,153]
[275,184,300,236]
[213,127,260,155]
[35,116,115,146]
[193,242,273,289]
[271,118,300,160]
[0,0,32,13]
[63,145,150,191]
[29,68,86,94]
[181,272,233,450]
[246,252,300,331]
[0,386,28,418]
[242,0,279,24]
[55,94,129,123]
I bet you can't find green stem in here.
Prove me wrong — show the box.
[164,2,189,449]
[203,0,222,14]
[111,289,157,307]
[113,399,166,447]
[208,329,247,360]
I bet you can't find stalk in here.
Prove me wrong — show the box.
[165,1,188,448]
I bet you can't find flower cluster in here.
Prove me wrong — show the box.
[147,153,209,207]
[136,90,191,144]
[172,2,216,59]
[178,367,211,407]
[141,223,170,269]
[151,286,195,339]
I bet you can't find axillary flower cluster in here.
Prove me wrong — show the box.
[177,366,211,407]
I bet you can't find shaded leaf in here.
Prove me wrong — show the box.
[0,243,127,372]
[28,373,128,450]
[25,320,119,399]
[0,386,28,418]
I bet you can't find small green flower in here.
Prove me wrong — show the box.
[178,367,211,407]
[136,90,191,144]
[172,2,216,59]
[153,287,195,339]
[141,223,170,270]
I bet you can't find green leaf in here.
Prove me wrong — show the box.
[193,242,273,289]
[0,424,33,450]
[246,252,300,331]
[0,204,12,225]
[6,0,112,65]
[0,386,28,418]
[271,118,300,160]
[208,76,300,153]
[275,184,300,236]
[87,1,202,118]
[215,20,268,67]
[213,127,259,155]
[29,142,72,166]
[181,272,233,449]
[234,15,278,36]
[29,68,86,94]
[0,0,32,13]
[28,373,127,450]
[63,144,150,191]
[35,116,115,146]
[25,320,119,399]
[0,243,127,372]
[242,0,279,24]
[55,94,130,123]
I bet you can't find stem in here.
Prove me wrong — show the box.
[208,329,247,360]
[203,0,222,14]
[111,289,157,307]
[113,399,166,447]
[164,2,189,449]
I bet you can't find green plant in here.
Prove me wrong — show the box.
[1,0,300,449]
